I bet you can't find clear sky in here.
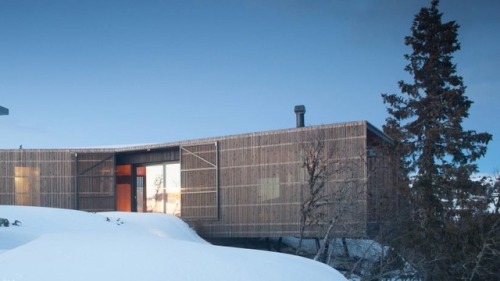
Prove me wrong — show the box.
[0,0,498,174]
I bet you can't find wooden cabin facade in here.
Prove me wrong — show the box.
[0,121,396,239]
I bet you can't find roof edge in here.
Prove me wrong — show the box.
[0,121,392,152]
[364,121,394,144]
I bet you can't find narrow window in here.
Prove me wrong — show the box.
[15,166,40,206]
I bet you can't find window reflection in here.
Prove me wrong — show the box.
[145,163,181,215]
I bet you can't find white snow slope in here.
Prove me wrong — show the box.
[0,206,346,281]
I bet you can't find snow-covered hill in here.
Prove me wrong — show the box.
[0,206,346,281]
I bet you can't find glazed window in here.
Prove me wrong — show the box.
[258,177,280,202]
[14,166,40,206]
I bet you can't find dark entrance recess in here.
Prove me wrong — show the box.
[115,147,180,212]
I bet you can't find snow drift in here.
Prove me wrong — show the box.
[0,206,346,281]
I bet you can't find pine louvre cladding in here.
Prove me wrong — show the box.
[0,121,396,239]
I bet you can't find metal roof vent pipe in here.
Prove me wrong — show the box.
[294,105,306,128]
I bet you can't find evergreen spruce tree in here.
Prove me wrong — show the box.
[381,1,494,279]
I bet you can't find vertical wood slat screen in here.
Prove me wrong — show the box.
[180,143,218,220]
[0,150,76,209]
[76,153,115,212]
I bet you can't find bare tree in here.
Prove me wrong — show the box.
[296,133,416,279]
[296,131,367,263]
[296,132,334,254]
[313,165,366,263]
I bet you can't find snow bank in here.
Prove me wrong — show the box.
[0,206,346,281]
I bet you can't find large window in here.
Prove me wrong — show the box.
[145,163,181,215]
[15,166,40,206]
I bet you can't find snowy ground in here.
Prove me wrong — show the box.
[0,206,346,281]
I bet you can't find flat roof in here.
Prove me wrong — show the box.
[0,120,393,152]
[0,106,8,115]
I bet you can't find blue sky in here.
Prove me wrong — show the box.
[0,0,498,174]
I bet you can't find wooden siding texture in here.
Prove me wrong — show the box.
[366,130,398,236]
[0,150,76,209]
[0,121,395,239]
[186,122,371,238]
[180,143,218,219]
[76,152,115,212]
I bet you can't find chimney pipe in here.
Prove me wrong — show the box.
[294,105,306,128]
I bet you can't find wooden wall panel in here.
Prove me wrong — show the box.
[76,153,115,212]
[366,131,398,236]
[187,122,372,238]
[180,143,218,219]
[0,121,394,239]
[0,150,76,209]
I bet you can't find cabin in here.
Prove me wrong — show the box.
[0,113,396,239]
